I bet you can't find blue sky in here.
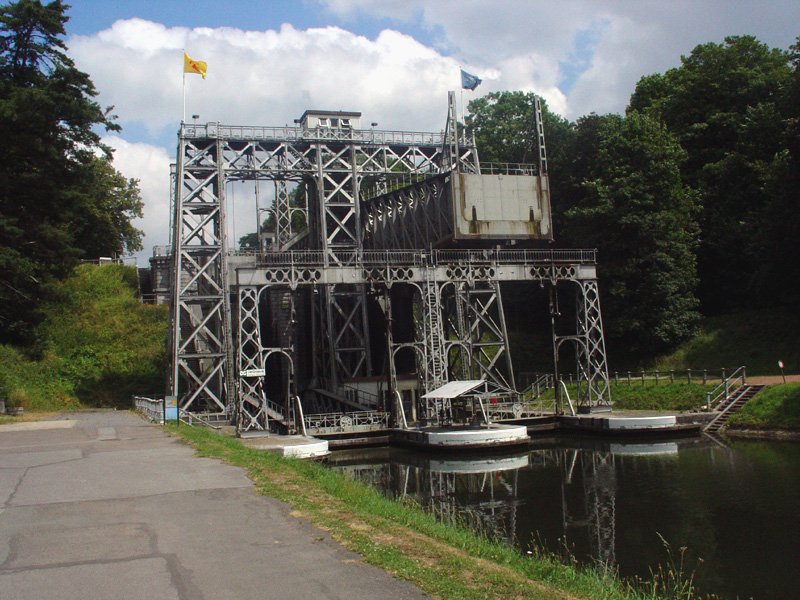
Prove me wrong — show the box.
[60,1,800,261]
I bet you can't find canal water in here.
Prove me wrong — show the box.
[328,436,800,600]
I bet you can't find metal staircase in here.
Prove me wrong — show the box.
[704,384,765,433]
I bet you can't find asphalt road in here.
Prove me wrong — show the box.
[0,411,426,599]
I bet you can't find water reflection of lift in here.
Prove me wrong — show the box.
[333,451,529,548]
[560,448,617,567]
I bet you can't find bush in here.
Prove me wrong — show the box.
[1,264,168,411]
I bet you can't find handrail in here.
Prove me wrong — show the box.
[178,408,223,430]
[295,395,307,437]
[477,396,491,426]
[705,366,747,411]
[231,248,598,267]
[395,390,408,429]
[133,396,165,423]
[558,380,576,416]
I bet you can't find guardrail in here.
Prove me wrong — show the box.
[705,366,747,411]
[229,248,598,268]
[181,123,446,146]
[134,396,165,423]
[526,368,738,387]
[304,410,389,434]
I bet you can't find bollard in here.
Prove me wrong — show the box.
[687,369,691,384]
[703,369,707,384]
[627,371,632,385]
[641,372,645,385]
[670,370,675,383]
[655,371,660,385]
[706,391,711,411]
[614,371,619,383]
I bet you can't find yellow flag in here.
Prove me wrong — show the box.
[183,51,207,79]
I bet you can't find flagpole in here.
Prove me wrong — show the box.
[182,73,186,124]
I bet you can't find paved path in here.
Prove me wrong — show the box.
[0,411,426,600]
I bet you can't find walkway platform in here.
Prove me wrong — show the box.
[240,431,330,458]
[393,423,530,450]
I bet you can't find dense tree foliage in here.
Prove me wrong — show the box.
[469,34,798,364]
[629,36,793,313]
[469,94,700,360]
[561,113,700,356]
[0,0,142,343]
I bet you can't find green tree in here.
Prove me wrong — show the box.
[562,113,700,358]
[629,35,792,313]
[748,37,800,306]
[0,0,141,343]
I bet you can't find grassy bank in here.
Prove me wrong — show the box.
[653,308,799,376]
[727,384,800,430]
[535,382,712,412]
[610,383,712,411]
[0,264,168,411]
[171,425,702,600]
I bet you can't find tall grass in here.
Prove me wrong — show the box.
[0,264,168,410]
[727,383,800,430]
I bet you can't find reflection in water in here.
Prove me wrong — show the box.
[334,453,528,546]
[330,438,800,600]
[561,448,617,567]
[331,441,683,572]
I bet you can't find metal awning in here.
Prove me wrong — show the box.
[421,380,485,399]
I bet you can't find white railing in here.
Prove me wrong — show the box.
[304,410,389,434]
[134,396,165,423]
[295,395,307,437]
[558,380,576,416]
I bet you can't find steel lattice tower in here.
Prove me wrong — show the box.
[167,92,611,432]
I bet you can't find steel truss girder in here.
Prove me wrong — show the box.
[170,136,234,415]
[446,281,515,391]
[554,280,611,408]
[363,175,452,250]
[170,122,475,413]
[236,285,298,433]
[237,286,268,431]
[575,280,611,406]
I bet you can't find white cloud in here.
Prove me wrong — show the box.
[69,3,799,261]
[317,0,800,118]
[69,19,469,136]
[102,136,171,262]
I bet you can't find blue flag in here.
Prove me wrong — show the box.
[460,69,482,91]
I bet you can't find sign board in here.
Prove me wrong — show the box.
[778,360,784,369]
[164,395,178,420]
[240,368,266,377]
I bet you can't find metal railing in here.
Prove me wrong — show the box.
[181,123,446,146]
[479,161,538,176]
[340,383,381,409]
[705,366,747,411]
[134,396,165,423]
[231,248,597,268]
[303,410,389,434]
[558,380,576,416]
[178,408,224,429]
[294,396,307,436]
[611,367,736,386]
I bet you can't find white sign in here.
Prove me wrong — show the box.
[240,369,266,377]
[778,360,784,369]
